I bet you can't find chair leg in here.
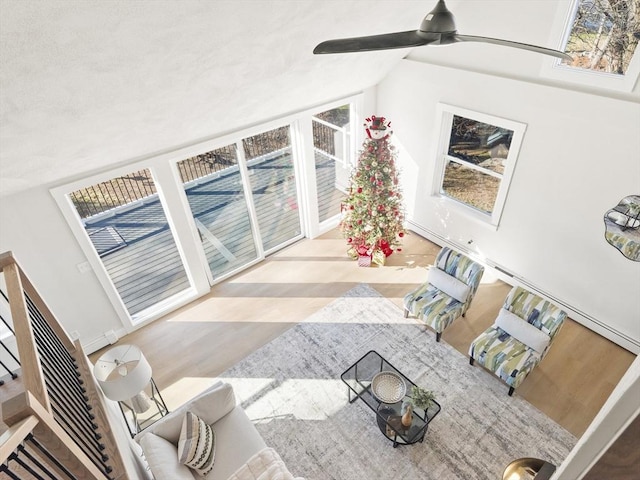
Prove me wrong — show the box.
[508,386,515,396]
[436,332,442,342]
[469,356,474,366]
[403,309,409,319]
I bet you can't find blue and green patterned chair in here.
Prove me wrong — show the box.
[403,247,485,342]
[469,286,567,396]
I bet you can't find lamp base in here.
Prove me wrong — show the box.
[129,391,152,413]
[118,378,169,437]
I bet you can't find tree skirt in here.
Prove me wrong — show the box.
[219,284,576,480]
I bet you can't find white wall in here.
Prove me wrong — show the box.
[0,186,124,350]
[377,59,640,351]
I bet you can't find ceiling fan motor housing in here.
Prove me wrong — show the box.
[420,0,457,34]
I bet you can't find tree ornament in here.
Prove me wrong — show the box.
[364,115,392,140]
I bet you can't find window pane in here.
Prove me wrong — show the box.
[448,115,512,174]
[442,161,500,214]
[313,104,351,223]
[315,105,351,128]
[561,0,639,75]
[71,169,190,317]
[243,126,302,251]
[177,145,258,279]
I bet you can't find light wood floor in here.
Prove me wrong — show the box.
[90,229,635,438]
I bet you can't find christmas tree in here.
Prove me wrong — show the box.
[340,116,405,266]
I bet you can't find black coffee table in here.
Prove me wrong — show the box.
[341,350,441,447]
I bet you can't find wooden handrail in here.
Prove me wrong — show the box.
[74,339,127,477]
[0,415,39,462]
[3,262,50,411]
[0,251,16,271]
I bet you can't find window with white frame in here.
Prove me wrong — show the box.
[51,94,363,329]
[542,0,640,91]
[312,104,354,223]
[433,104,526,227]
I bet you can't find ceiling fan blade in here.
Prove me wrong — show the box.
[313,30,435,54]
[454,34,572,61]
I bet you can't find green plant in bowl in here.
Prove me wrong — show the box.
[411,385,436,410]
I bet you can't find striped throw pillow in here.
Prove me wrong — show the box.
[177,411,216,476]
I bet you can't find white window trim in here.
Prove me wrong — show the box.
[303,95,363,238]
[50,94,364,332]
[50,161,207,331]
[432,103,527,228]
[541,0,640,92]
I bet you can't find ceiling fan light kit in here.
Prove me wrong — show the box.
[313,0,571,61]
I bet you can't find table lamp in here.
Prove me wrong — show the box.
[94,344,168,435]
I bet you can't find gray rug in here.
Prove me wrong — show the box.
[219,284,576,480]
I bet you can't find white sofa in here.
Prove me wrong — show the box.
[135,382,302,480]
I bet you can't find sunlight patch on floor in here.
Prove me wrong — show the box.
[161,376,225,410]
[164,296,332,323]
[160,376,349,423]
[165,294,419,325]
[221,377,348,423]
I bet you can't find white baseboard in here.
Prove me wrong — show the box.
[408,220,640,354]
[82,327,128,355]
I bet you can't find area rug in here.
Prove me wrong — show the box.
[219,284,576,480]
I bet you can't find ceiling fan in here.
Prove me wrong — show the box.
[313,0,571,61]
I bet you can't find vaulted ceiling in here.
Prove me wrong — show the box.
[0,0,602,198]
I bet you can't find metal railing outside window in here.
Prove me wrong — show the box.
[312,116,350,167]
[69,170,157,220]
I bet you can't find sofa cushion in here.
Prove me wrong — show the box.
[148,382,236,444]
[495,308,550,354]
[207,406,268,480]
[139,432,194,480]
[178,411,216,476]
[428,267,471,304]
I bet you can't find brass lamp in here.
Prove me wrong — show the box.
[502,457,556,480]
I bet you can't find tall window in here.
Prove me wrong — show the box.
[244,126,302,252]
[312,104,352,223]
[433,105,526,227]
[177,145,259,280]
[176,125,303,282]
[69,169,191,319]
[543,0,640,91]
[561,0,639,76]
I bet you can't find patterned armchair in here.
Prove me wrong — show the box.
[469,286,567,396]
[403,247,485,342]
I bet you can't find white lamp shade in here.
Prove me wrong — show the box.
[93,344,152,401]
